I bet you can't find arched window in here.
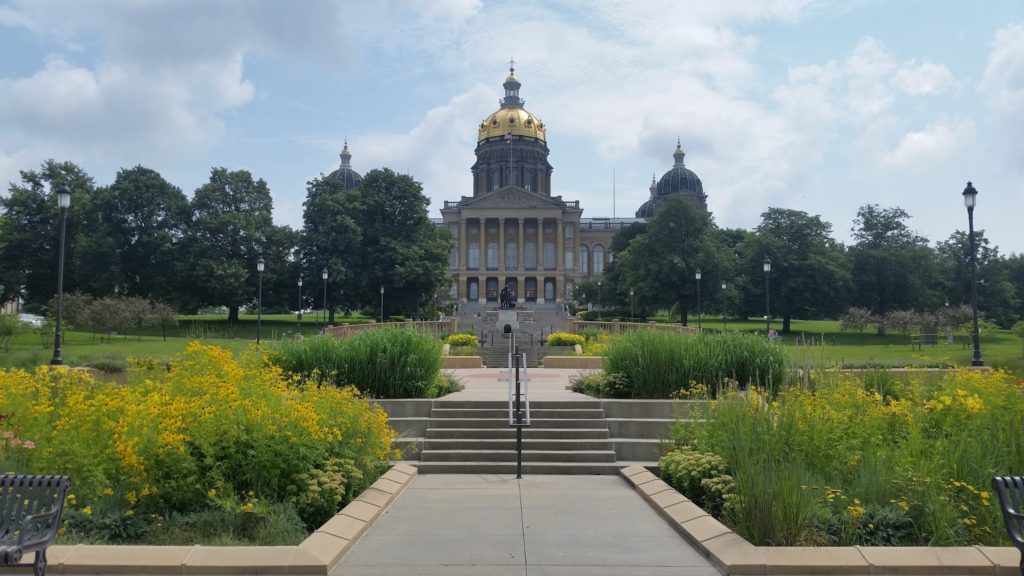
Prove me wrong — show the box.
[579,245,589,275]
[593,245,605,275]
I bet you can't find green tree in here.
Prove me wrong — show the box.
[848,205,938,330]
[0,161,110,309]
[935,230,1019,328]
[613,198,722,325]
[183,168,286,323]
[100,166,190,305]
[299,175,363,320]
[741,208,850,333]
[349,169,451,319]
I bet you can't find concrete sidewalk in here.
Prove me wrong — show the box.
[335,474,718,576]
[443,367,593,401]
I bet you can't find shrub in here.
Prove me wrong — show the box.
[604,331,786,398]
[546,332,584,347]
[569,371,631,398]
[659,447,731,511]
[82,352,128,373]
[269,329,443,398]
[0,342,395,540]
[0,314,26,351]
[446,332,479,347]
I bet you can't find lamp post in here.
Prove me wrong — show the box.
[963,181,983,366]
[297,277,303,331]
[721,281,727,331]
[597,281,602,318]
[622,286,630,323]
[763,256,772,335]
[380,285,385,323]
[695,268,702,330]
[256,257,264,344]
[50,185,71,366]
[321,268,328,334]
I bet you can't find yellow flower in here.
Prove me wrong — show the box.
[82,506,92,516]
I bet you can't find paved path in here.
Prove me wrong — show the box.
[335,474,719,576]
[442,367,593,401]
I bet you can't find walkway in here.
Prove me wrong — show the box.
[443,367,588,401]
[335,474,719,576]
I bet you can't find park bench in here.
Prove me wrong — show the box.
[910,333,939,350]
[0,475,71,576]
[992,476,1024,575]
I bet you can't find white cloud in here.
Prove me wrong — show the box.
[895,61,954,95]
[881,118,975,169]
[980,23,1024,173]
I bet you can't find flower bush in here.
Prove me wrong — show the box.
[546,332,585,347]
[672,368,1024,546]
[0,342,395,542]
[445,332,478,347]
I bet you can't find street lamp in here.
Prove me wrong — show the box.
[963,181,983,366]
[380,285,385,323]
[622,286,630,323]
[597,281,602,318]
[50,185,71,366]
[763,256,772,335]
[695,268,702,330]
[297,277,303,331]
[256,257,264,344]
[721,281,727,330]
[321,268,328,334]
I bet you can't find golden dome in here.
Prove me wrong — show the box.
[478,107,546,143]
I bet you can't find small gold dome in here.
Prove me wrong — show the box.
[478,107,546,143]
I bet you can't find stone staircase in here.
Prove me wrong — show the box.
[477,344,546,368]
[415,399,621,474]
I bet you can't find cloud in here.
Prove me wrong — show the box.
[881,118,975,170]
[895,61,954,95]
[980,23,1024,172]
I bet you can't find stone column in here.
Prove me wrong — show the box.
[498,217,505,271]
[458,218,466,272]
[518,275,525,303]
[517,218,525,271]
[556,218,564,271]
[479,217,486,270]
[537,218,544,271]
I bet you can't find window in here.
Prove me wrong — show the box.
[593,245,605,275]
[580,245,589,274]
[564,249,573,268]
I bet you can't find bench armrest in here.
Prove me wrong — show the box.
[15,507,64,550]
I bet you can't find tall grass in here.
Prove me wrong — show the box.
[603,331,786,398]
[673,368,1024,545]
[269,329,443,398]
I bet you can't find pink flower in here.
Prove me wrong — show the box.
[22,441,35,449]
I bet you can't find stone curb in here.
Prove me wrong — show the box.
[620,466,1019,575]
[6,464,417,576]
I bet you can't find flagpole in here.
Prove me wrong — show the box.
[613,168,616,218]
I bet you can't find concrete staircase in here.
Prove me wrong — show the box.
[415,399,621,474]
[477,344,546,368]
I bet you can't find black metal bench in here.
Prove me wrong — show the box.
[0,475,71,576]
[993,476,1024,575]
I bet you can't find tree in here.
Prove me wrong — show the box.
[612,198,723,325]
[741,208,850,333]
[183,168,287,322]
[0,160,109,309]
[849,205,938,330]
[935,230,1019,328]
[314,169,450,320]
[840,307,874,345]
[299,175,363,320]
[100,166,190,306]
[1012,319,1024,358]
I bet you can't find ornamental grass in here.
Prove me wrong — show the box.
[670,368,1024,546]
[0,342,395,542]
[603,331,786,398]
[269,328,443,398]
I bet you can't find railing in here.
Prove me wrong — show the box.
[505,331,530,479]
[326,319,458,339]
[569,319,699,335]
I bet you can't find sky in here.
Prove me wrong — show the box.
[1,0,1022,254]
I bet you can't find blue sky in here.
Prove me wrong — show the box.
[1,0,1022,253]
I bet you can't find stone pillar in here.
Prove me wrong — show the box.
[518,275,525,303]
[479,217,486,270]
[459,219,468,272]
[536,218,544,271]
[498,217,505,271]
[517,218,525,271]
[556,218,564,271]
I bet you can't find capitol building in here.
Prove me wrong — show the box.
[331,66,709,305]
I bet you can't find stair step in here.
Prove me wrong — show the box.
[422,438,614,451]
[426,427,610,439]
[429,408,606,419]
[434,400,601,409]
[427,418,608,429]
[420,449,617,463]
[415,461,624,475]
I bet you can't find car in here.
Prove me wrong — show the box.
[17,313,44,327]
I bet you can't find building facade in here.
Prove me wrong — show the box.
[330,65,708,305]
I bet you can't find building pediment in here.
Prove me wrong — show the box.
[461,187,564,209]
